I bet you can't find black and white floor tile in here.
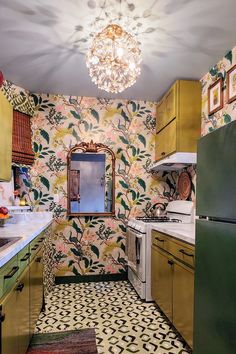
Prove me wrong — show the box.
[35,281,191,354]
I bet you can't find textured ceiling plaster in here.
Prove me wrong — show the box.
[0,0,236,101]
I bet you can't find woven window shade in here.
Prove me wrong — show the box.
[12,110,35,165]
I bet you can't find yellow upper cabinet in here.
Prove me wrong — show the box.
[155,80,201,162]
[0,91,13,182]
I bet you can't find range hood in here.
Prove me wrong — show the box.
[150,152,197,171]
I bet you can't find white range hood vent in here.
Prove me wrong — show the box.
[150,152,197,171]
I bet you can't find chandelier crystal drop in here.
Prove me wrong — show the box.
[86,24,142,93]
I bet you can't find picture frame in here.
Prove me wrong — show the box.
[208,78,223,115]
[226,64,236,104]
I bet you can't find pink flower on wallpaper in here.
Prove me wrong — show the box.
[55,150,67,162]
[31,113,45,130]
[30,160,47,177]
[106,218,116,229]
[55,242,67,253]
[129,164,143,178]
[129,119,144,133]
[104,261,118,274]
[59,196,67,209]
[105,130,117,143]
[56,104,67,115]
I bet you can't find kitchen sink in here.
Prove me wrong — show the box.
[0,237,21,252]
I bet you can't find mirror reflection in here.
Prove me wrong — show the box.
[67,141,115,216]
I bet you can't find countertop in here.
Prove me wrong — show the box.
[150,222,195,245]
[0,212,53,267]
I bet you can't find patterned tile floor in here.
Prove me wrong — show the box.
[36,281,191,354]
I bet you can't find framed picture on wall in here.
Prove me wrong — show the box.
[208,78,223,115]
[226,64,236,104]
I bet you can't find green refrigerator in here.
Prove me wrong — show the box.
[194,120,236,354]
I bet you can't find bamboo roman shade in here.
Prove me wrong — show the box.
[12,110,34,165]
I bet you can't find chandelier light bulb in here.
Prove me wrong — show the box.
[86,24,142,94]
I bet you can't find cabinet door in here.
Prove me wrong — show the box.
[173,260,194,348]
[165,84,176,124]
[1,286,18,354]
[29,248,43,337]
[156,98,166,132]
[0,91,13,182]
[17,267,30,354]
[151,245,173,321]
[155,119,176,161]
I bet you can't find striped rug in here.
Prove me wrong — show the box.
[27,329,98,354]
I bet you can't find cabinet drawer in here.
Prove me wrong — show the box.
[152,230,169,250]
[18,244,30,276]
[169,239,195,267]
[30,232,45,261]
[0,255,18,299]
[155,119,177,161]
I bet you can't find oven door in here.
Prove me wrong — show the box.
[127,227,146,282]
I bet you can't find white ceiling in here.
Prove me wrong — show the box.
[0,0,236,101]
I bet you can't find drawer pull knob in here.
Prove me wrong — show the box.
[0,313,5,323]
[155,237,164,242]
[20,253,31,262]
[16,283,24,292]
[35,256,42,263]
[161,152,165,156]
[4,266,19,279]
[32,244,39,250]
[179,249,194,258]
[168,260,174,266]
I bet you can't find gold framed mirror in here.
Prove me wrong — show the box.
[67,140,115,217]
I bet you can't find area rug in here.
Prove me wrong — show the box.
[27,329,98,354]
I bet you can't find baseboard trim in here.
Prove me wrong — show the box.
[55,272,128,284]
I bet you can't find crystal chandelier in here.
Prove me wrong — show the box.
[86,24,141,93]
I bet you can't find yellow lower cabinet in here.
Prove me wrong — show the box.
[173,260,194,348]
[0,286,18,354]
[29,248,43,336]
[151,245,173,321]
[17,267,30,354]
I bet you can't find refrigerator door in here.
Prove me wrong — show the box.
[196,120,236,220]
[194,219,236,354]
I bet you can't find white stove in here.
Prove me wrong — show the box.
[126,200,194,301]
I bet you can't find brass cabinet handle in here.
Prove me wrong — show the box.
[179,249,194,258]
[155,237,164,242]
[16,283,24,292]
[4,266,19,279]
[35,256,42,263]
[168,260,174,266]
[0,313,5,323]
[20,252,31,262]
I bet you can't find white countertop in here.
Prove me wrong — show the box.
[0,212,53,267]
[150,222,195,245]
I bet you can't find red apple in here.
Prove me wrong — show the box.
[0,207,8,215]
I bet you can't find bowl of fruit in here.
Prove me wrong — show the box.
[0,207,11,227]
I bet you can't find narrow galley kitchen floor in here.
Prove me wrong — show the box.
[35,281,191,354]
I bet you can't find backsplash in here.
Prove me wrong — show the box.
[201,45,236,136]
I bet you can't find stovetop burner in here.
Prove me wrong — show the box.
[135,216,182,223]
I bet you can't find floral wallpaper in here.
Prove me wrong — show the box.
[201,46,236,136]
[1,79,35,116]
[0,77,196,278]
[26,93,187,277]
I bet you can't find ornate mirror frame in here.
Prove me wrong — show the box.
[67,140,115,217]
